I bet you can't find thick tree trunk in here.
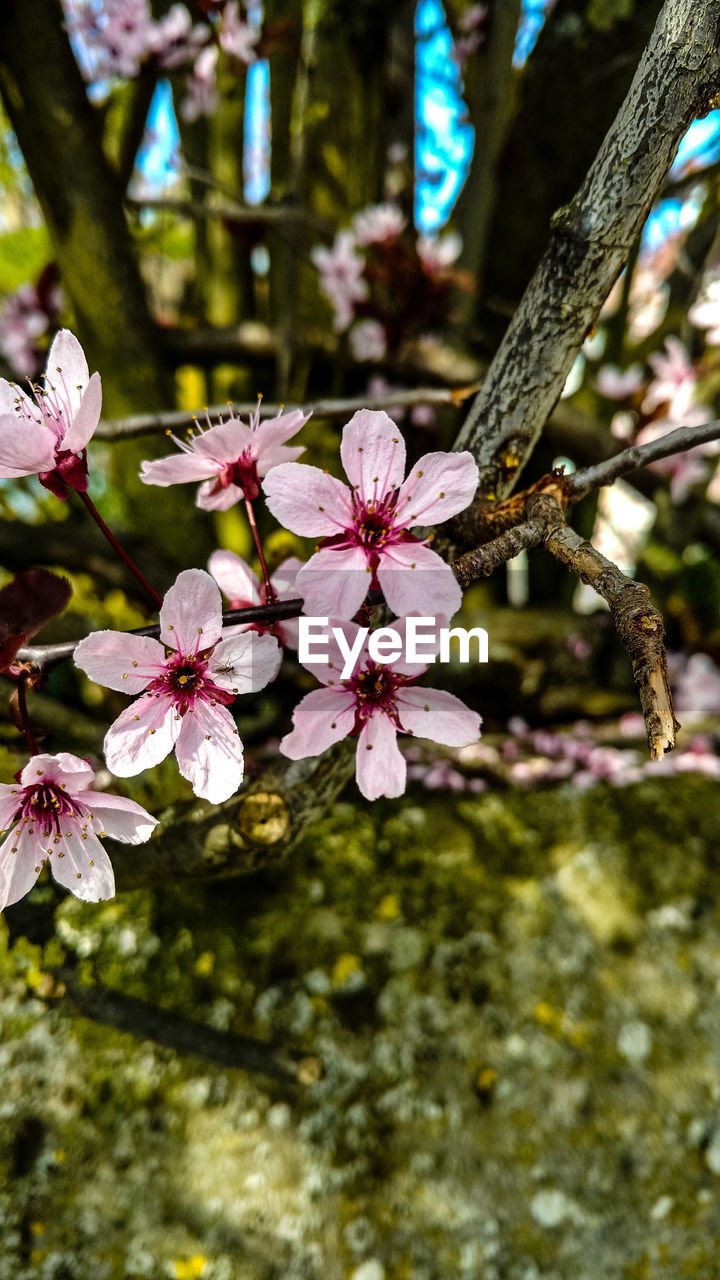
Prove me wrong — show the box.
[0,0,168,412]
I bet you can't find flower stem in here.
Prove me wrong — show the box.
[17,676,39,756]
[77,491,163,611]
[244,497,275,600]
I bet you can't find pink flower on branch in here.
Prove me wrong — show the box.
[208,550,303,647]
[0,752,157,911]
[0,329,102,499]
[280,618,482,800]
[262,410,478,621]
[311,231,368,333]
[139,402,309,509]
[74,570,281,804]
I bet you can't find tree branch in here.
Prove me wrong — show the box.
[453,0,720,525]
[15,600,304,674]
[55,968,321,1085]
[567,419,720,501]
[525,490,678,759]
[113,739,357,890]
[95,385,482,440]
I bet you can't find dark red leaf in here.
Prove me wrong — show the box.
[0,569,72,673]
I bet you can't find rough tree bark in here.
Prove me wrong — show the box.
[453,0,720,527]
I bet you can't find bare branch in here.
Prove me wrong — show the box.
[125,195,330,230]
[113,740,357,890]
[15,600,304,674]
[452,521,544,587]
[526,490,678,759]
[95,385,482,441]
[453,0,720,519]
[55,968,321,1085]
[568,419,720,501]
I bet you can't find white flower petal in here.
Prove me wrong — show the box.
[210,631,282,693]
[73,631,165,693]
[176,700,243,803]
[104,694,180,777]
[160,568,223,653]
[355,713,406,800]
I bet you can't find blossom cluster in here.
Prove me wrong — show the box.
[0,330,481,913]
[311,203,462,358]
[62,0,258,122]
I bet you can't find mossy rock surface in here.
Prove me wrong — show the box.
[2,775,720,1279]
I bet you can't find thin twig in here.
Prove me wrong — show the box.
[56,969,320,1085]
[15,599,304,673]
[95,384,482,440]
[125,195,329,229]
[16,675,39,755]
[526,490,678,759]
[567,419,720,501]
[77,490,163,609]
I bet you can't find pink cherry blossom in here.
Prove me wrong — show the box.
[64,0,157,78]
[416,232,462,275]
[689,278,720,345]
[673,652,720,719]
[0,752,157,911]
[208,549,303,647]
[0,329,102,499]
[642,337,697,418]
[460,3,487,30]
[351,203,406,246]
[262,409,478,620]
[73,569,281,804]
[139,402,308,509]
[349,319,388,362]
[149,4,209,68]
[596,364,644,400]
[182,45,219,122]
[219,1,259,64]
[311,231,368,332]
[280,618,481,800]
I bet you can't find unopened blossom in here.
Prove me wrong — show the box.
[0,752,157,911]
[352,203,406,246]
[0,329,102,499]
[140,402,308,509]
[208,549,303,647]
[182,45,219,122]
[262,409,478,620]
[689,278,720,345]
[349,319,387,362]
[219,1,259,63]
[417,231,462,275]
[311,231,368,332]
[642,337,697,418]
[74,569,281,804]
[280,618,481,800]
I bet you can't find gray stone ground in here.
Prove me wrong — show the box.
[1,774,720,1279]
